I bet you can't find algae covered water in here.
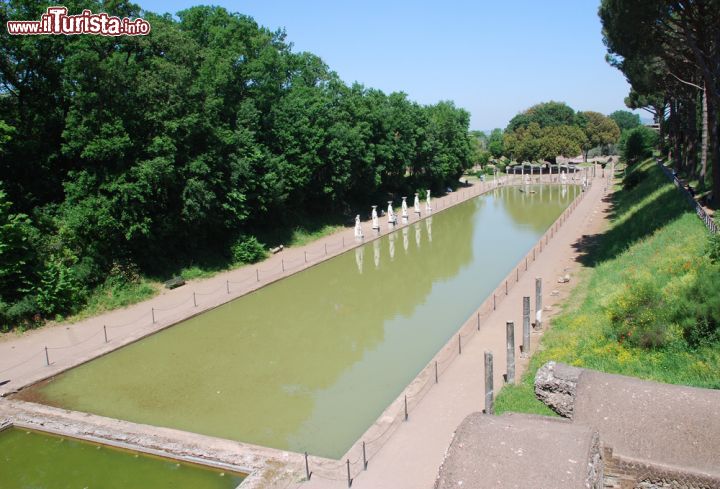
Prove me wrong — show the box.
[33,185,578,459]
[0,428,244,489]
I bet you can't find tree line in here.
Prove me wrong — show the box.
[0,1,473,329]
[599,0,720,203]
[470,101,624,166]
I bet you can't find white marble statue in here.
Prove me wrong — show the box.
[425,190,432,213]
[401,196,409,224]
[387,201,397,229]
[413,193,421,215]
[354,214,364,239]
[371,205,379,231]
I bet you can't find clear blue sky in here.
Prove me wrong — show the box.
[137,0,636,131]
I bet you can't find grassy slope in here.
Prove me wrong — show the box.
[495,159,720,415]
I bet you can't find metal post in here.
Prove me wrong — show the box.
[304,251,307,263]
[493,293,496,310]
[226,280,230,294]
[45,346,49,366]
[347,459,353,487]
[458,335,462,355]
[281,259,285,272]
[435,360,438,383]
[522,296,530,357]
[404,395,408,421]
[533,248,536,261]
[525,257,528,270]
[535,277,543,330]
[151,307,155,324]
[342,237,345,247]
[325,243,328,255]
[477,311,480,331]
[505,280,508,295]
[256,269,260,282]
[516,268,519,282]
[103,325,108,343]
[483,351,494,414]
[506,322,515,384]
[193,292,197,307]
[363,442,368,469]
[304,451,312,480]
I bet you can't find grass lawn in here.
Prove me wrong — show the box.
[495,158,720,415]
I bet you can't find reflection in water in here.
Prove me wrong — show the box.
[355,246,364,274]
[33,185,579,459]
[388,232,395,260]
[426,217,433,243]
[373,239,381,269]
[402,226,409,253]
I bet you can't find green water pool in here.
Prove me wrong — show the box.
[29,185,579,459]
[0,427,245,489]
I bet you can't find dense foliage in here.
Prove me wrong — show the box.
[600,0,720,203]
[620,126,659,164]
[502,101,620,163]
[609,110,641,132]
[0,1,473,329]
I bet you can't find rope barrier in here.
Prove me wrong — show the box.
[46,328,104,350]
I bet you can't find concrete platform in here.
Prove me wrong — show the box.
[435,412,602,489]
[535,362,720,485]
[573,369,720,477]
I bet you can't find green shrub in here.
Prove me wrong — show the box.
[621,126,658,164]
[607,278,671,349]
[0,295,41,332]
[673,265,720,347]
[709,219,720,264]
[231,235,267,264]
[36,258,85,317]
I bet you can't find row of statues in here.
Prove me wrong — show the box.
[354,191,432,239]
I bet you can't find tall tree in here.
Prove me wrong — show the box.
[579,111,621,161]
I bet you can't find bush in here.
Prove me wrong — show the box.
[36,258,86,317]
[231,235,267,264]
[709,219,720,264]
[621,126,658,164]
[607,278,671,349]
[672,265,720,347]
[0,295,41,332]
